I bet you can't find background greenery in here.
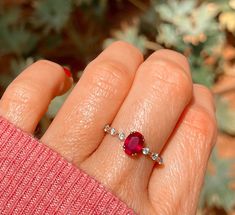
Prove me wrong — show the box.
[0,0,235,214]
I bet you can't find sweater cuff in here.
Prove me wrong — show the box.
[0,116,135,215]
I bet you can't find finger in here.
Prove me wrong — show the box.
[0,60,73,132]
[81,49,193,212]
[148,84,216,215]
[41,41,143,163]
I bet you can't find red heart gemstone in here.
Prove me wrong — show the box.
[123,132,144,156]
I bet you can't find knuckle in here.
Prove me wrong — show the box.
[187,105,217,141]
[3,76,47,107]
[2,82,35,112]
[110,41,134,50]
[150,49,190,75]
[110,41,143,60]
[143,58,192,99]
[86,60,130,97]
[153,49,188,64]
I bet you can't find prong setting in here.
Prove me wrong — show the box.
[142,147,150,155]
[151,153,159,161]
[104,124,163,165]
[118,132,125,141]
[110,128,116,136]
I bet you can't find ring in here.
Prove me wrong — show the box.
[104,124,163,165]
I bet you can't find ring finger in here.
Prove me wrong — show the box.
[81,49,193,209]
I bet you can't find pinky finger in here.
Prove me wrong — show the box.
[0,60,73,133]
[148,84,217,215]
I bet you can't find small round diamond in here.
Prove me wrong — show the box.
[104,124,110,132]
[142,147,150,155]
[151,153,159,161]
[110,128,116,136]
[118,132,125,141]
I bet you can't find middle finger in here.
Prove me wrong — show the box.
[81,49,193,203]
[41,41,143,163]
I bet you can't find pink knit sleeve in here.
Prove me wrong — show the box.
[0,116,136,215]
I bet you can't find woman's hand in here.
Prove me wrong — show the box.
[0,41,216,215]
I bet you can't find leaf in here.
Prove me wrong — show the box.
[200,148,235,211]
[216,96,235,135]
[155,0,222,47]
[155,3,174,22]
[154,0,225,87]
[191,66,215,87]
[0,7,21,25]
[155,0,196,22]
[76,0,108,9]
[0,57,35,89]
[0,8,38,55]
[0,27,38,55]
[0,73,13,89]
[33,0,73,33]
[10,57,35,76]
[156,24,186,50]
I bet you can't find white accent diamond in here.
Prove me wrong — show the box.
[118,132,125,141]
[151,153,159,161]
[110,128,116,136]
[142,147,150,155]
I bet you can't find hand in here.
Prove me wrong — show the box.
[0,41,216,215]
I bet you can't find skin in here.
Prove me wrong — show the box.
[0,41,217,215]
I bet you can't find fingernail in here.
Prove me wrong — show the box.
[63,67,72,78]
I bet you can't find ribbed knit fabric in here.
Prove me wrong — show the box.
[0,116,135,215]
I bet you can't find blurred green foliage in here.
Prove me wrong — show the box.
[216,97,235,135]
[200,149,235,211]
[33,0,73,32]
[0,7,38,55]
[0,0,235,213]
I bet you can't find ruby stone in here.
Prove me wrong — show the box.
[123,132,144,156]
